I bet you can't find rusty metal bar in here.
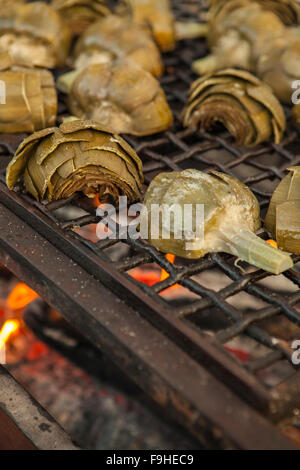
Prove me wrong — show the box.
[0,366,80,450]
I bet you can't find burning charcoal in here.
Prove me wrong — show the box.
[0,2,71,69]
[51,0,110,36]
[265,166,300,254]
[58,61,173,136]
[0,53,57,133]
[183,69,286,147]
[192,0,300,103]
[72,14,163,77]
[141,169,293,274]
[6,120,144,203]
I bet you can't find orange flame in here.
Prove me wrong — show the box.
[129,253,181,293]
[94,194,101,207]
[6,283,39,311]
[160,254,180,291]
[0,320,20,347]
[267,239,278,249]
[160,254,176,281]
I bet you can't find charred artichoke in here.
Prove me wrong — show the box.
[141,169,293,274]
[0,52,57,133]
[193,0,300,103]
[6,120,143,203]
[72,14,163,77]
[58,62,173,136]
[183,69,286,147]
[265,167,300,254]
[0,2,71,69]
[117,0,176,52]
[51,0,110,36]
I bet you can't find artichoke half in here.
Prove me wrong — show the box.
[59,61,173,136]
[265,167,300,254]
[72,14,163,78]
[141,169,293,274]
[51,0,110,36]
[117,0,176,52]
[0,2,71,69]
[0,52,57,133]
[6,120,144,203]
[183,69,286,147]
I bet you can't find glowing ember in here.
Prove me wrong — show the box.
[160,254,176,281]
[0,320,20,347]
[94,194,101,207]
[129,253,182,294]
[129,268,161,287]
[7,283,39,311]
[225,346,251,363]
[267,239,278,249]
[160,254,180,291]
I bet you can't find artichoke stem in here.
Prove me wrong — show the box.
[175,21,209,40]
[227,230,293,274]
[57,70,81,94]
[192,55,219,75]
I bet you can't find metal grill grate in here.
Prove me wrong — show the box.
[0,0,300,423]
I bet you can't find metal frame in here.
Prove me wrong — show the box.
[0,0,299,449]
[0,202,297,450]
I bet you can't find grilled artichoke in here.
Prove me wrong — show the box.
[254,0,300,25]
[0,0,26,18]
[59,61,173,136]
[265,167,300,254]
[0,2,71,69]
[141,169,293,274]
[51,0,110,36]
[183,69,286,147]
[6,120,144,203]
[117,0,176,52]
[193,0,300,103]
[72,14,163,77]
[0,52,57,133]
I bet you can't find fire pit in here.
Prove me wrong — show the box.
[0,0,300,450]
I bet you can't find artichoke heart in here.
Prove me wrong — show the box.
[6,120,144,203]
[0,52,57,133]
[193,0,300,103]
[141,169,293,274]
[265,167,300,254]
[117,0,176,52]
[0,2,71,69]
[183,69,286,147]
[72,14,163,78]
[61,61,173,136]
[51,0,110,36]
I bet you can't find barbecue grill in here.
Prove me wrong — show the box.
[0,0,300,450]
